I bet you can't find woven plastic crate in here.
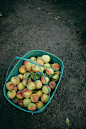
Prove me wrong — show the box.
[3,50,64,114]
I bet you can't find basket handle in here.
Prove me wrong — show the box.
[5,56,51,99]
[16,56,51,99]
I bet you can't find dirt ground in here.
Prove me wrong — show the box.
[0,0,86,129]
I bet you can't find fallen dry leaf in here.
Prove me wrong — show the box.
[48,12,51,14]
[38,7,41,9]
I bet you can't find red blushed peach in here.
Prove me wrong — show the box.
[53,63,60,70]
[36,101,44,110]
[23,60,29,65]
[49,81,56,89]
[41,94,49,103]
[41,76,49,84]
[6,82,14,90]
[16,91,23,99]
[11,76,20,85]
[30,94,39,102]
[7,90,16,99]
[17,74,24,80]
[18,100,23,107]
[52,74,59,82]
[13,86,18,91]
[25,62,32,71]
[35,80,42,89]
[19,65,26,74]
[36,58,44,65]
[12,97,19,103]
[27,82,36,90]
[46,68,54,75]
[42,85,51,94]
[22,88,32,98]
[28,103,36,111]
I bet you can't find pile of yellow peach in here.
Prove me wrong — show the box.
[6,55,60,111]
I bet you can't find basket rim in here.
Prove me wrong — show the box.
[3,50,64,114]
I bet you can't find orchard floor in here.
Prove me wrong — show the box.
[0,0,86,129]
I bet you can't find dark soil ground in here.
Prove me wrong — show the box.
[0,0,86,129]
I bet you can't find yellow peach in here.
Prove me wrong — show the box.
[36,101,44,110]
[19,65,26,74]
[35,90,42,97]
[41,55,50,63]
[11,76,20,85]
[7,90,16,99]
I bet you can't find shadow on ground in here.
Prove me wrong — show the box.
[0,0,86,129]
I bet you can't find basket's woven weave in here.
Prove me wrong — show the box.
[3,50,64,114]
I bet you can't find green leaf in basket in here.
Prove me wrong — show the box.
[36,74,41,80]
[32,89,39,92]
[49,74,55,78]
[51,78,56,81]
[44,74,49,78]
[36,72,43,76]
[27,73,32,83]
[33,73,36,81]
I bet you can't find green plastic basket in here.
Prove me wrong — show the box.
[3,50,64,114]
